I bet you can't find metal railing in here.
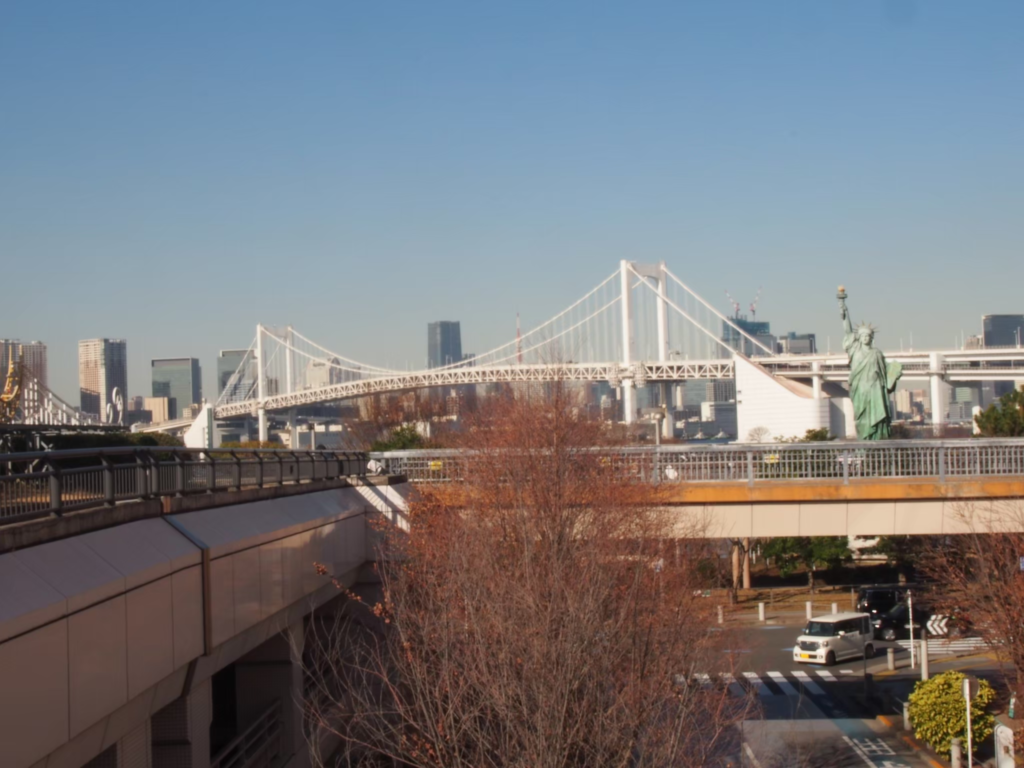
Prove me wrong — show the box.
[371,439,1024,486]
[211,700,283,768]
[0,446,369,525]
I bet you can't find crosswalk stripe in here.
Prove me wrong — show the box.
[766,671,798,695]
[721,673,746,698]
[743,671,775,697]
[815,670,837,682]
[695,673,712,688]
[791,670,826,696]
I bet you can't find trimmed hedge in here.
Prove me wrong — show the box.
[908,670,995,757]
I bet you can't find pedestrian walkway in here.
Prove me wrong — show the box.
[687,668,844,699]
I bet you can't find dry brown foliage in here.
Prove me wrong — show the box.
[919,500,1024,702]
[304,384,753,767]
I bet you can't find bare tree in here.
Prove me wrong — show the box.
[920,500,1024,705]
[304,384,755,767]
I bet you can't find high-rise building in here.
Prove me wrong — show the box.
[705,380,736,402]
[79,339,128,417]
[428,321,462,368]
[981,315,1024,397]
[778,332,817,355]
[982,315,1024,347]
[894,389,914,418]
[0,340,48,389]
[144,396,170,424]
[151,358,202,420]
[722,317,775,357]
[305,356,345,390]
[217,349,256,399]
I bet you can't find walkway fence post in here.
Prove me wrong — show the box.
[887,647,896,671]
[806,601,813,620]
[758,602,765,622]
[717,605,724,625]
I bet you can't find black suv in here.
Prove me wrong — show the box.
[872,603,932,641]
[855,586,908,616]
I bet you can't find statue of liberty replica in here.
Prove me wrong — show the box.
[838,286,903,440]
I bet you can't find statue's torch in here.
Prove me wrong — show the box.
[837,285,848,316]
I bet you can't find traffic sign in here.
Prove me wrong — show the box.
[926,615,949,636]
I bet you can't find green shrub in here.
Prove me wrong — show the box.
[908,670,995,757]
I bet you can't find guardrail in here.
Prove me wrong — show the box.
[370,439,1024,485]
[0,446,369,525]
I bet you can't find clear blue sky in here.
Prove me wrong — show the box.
[2,1,1022,402]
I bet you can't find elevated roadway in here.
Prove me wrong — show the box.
[0,447,410,768]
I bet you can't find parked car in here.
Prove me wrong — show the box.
[793,613,875,666]
[855,585,910,616]
[872,603,932,642]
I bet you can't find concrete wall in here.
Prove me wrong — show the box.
[672,496,1023,539]
[0,481,411,768]
[735,356,830,442]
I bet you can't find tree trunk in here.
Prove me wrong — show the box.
[742,537,752,589]
[731,541,741,591]
[807,568,816,593]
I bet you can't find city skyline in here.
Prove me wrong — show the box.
[2,3,1022,401]
[9,301,1024,407]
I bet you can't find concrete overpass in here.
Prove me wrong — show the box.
[371,439,1024,538]
[0,447,409,768]
[2,440,1022,767]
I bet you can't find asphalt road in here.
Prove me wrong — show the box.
[705,625,975,767]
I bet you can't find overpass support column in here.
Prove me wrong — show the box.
[929,352,948,435]
[622,382,636,425]
[258,407,268,443]
[234,621,306,765]
[152,678,213,768]
[288,408,298,449]
[811,361,822,399]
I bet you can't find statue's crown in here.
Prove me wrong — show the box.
[856,322,877,333]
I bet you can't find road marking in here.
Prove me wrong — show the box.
[720,672,745,698]
[840,669,855,674]
[841,736,882,767]
[766,671,798,695]
[842,736,913,768]
[816,670,838,681]
[792,670,826,695]
[743,671,775,697]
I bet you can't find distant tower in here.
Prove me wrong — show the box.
[79,339,128,417]
[427,321,463,368]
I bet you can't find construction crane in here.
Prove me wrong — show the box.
[749,286,763,320]
[724,291,742,320]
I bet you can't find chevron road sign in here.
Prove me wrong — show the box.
[926,615,949,636]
